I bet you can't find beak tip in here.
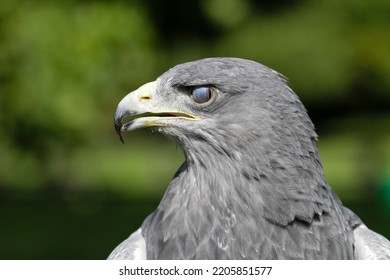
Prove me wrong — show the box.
[114,120,125,144]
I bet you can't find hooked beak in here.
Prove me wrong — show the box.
[114,80,200,143]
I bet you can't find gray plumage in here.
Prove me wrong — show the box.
[110,57,390,259]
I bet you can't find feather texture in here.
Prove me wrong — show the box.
[110,58,390,259]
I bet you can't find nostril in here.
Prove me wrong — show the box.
[140,95,151,102]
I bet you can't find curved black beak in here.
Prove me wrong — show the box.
[113,80,200,144]
[114,119,124,144]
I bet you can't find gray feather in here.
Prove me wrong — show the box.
[341,206,390,259]
[110,57,390,259]
[353,224,390,259]
[107,228,146,260]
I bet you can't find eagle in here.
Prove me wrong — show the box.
[109,57,390,259]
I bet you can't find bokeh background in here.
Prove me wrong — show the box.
[0,0,389,259]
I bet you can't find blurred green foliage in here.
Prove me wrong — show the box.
[0,0,389,258]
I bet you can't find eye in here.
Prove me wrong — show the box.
[192,87,212,104]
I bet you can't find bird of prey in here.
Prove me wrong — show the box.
[110,57,390,259]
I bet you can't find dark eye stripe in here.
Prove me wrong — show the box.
[192,87,211,104]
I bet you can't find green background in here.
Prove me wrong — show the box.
[0,0,389,259]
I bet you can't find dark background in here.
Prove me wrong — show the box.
[0,0,389,259]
